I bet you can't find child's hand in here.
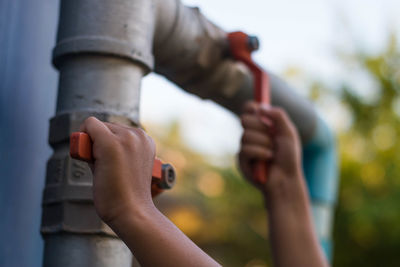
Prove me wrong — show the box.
[79,117,221,267]
[80,117,156,225]
[238,101,305,200]
[239,102,328,267]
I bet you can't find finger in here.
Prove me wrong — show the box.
[104,122,155,156]
[104,121,143,133]
[79,117,113,144]
[241,130,272,148]
[103,122,143,142]
[103,122,130,134]
[240,114,272,133]
[258,106,294,133]
[242,101,259,114]
[240,144,274,161]
[104,122,146,137]
[256,110,274,128]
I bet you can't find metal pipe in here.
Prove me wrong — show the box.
[153,0,317,143]
[303,117,338,259]
[151,0,337,258]
[41,0,338,265]
[42,0,155,266]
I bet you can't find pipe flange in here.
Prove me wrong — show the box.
[52,36,154,72]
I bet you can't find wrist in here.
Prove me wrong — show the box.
[263,171,311,216]
[107,199,158,235]
[264,189,314,237]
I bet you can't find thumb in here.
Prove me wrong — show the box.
[258,105,294,135]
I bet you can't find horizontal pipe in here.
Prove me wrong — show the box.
[153,0,317,144]
[152,0,338,259]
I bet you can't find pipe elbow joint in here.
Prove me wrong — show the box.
[302,116,338,259]
[303,116,338,204]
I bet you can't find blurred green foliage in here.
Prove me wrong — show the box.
[331,36,400,267]
[148,122,271,266]
[146,36,400,267]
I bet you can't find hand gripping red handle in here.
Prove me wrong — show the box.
[70,132,176,197]
[228,31,270,184]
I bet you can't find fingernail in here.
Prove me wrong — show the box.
[259,114,273,127]
[260,104,271,111]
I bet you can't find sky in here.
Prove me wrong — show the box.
[140,0,400,159]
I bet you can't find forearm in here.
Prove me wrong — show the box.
[80,118,219,266]
[265,177,329,267]
[109,203,221,267]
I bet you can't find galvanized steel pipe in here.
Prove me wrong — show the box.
[153,0,317,143]
[41,0,338,266]
[42,0,154,266]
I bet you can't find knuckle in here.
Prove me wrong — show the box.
[121,128,134,139]
[240,114,253,127]
[147,136,156,155]
[146,134,155,147]
[273,107,285,116]
[120,127,155,153]
[135,128,148,139]
[84,116,97,125]
[119,128,137,146]
[276,108,289,120]
[133,128,152,145]
[243,101,257,113]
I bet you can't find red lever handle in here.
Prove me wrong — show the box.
[228,31,270,184]
[70,132,176,197]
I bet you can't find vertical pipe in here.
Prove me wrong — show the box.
[303,117,338,259]
[41,0,155,266]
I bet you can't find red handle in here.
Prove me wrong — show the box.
[228,31,270,184]
[70,132,175,197]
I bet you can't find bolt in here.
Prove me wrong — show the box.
[160,164,176,189]
[168,169,175,184]
[247,35,260,52]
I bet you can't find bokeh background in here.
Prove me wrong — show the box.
[139,0,400,266]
